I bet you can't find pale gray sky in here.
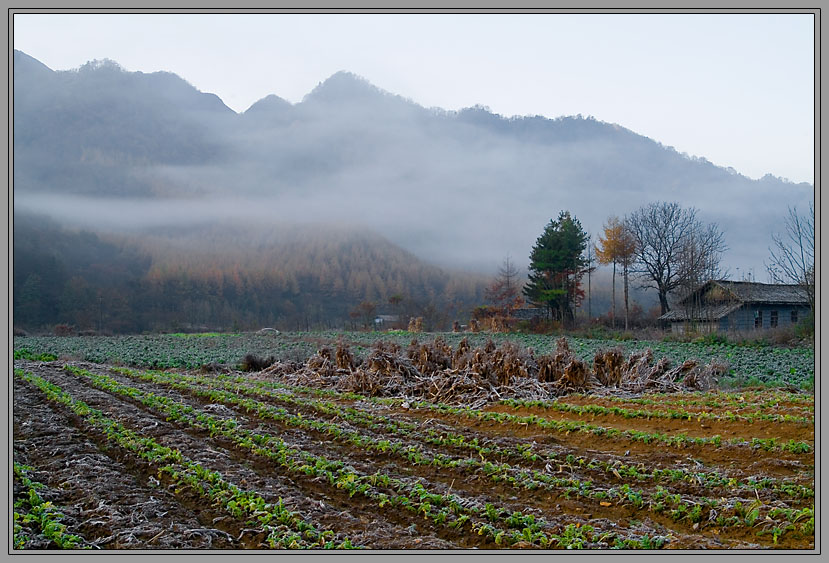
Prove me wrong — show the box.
[13,12,815,184]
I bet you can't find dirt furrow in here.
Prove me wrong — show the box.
[120,365,813,513]
[483,403,814,444]
[77,363,813,548]
[18,362,457,549]
[14,376,235,549]
[383,404,813,480]
[14,360,814,550]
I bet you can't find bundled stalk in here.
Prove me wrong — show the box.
[307,347,336,377]
[259,334,729,405]
[409,337,453,374]
[555,359,592,391]
[451,337,472,368]
[491,341,531,384]
[335,342,356,371]
[593,348,624,387]
[407,317,424,333]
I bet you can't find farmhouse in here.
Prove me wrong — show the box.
[659,280,811,334]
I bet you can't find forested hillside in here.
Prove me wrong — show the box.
[14,215,487,333]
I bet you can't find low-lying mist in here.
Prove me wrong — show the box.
[13,50,814,315]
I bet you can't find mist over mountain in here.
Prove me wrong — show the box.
[12,50,812,331]
[14,212,488,332]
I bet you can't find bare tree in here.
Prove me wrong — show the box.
[349,301,377,330]
[676,221,728,327]
[766,203,814,311]
[485,255,524,317]
[586,233,594,320]
[627,202,726,316]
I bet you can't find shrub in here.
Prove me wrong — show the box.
[693,332,729,346]
[53,324,75,337]
[794,311,815,339]
[240,354,276,372]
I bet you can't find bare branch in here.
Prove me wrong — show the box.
[627,201,726,315]
[766,204,814,310]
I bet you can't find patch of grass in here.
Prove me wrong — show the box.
[13,349,58,362]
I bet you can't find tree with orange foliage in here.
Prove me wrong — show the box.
[595,216,637,330]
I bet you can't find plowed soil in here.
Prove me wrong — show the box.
[12,359,815,551]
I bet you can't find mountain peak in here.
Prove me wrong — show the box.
[244,94,293,114]
[77,58,126,73]
[302,71,387,104]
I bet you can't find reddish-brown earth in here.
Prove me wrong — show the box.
[12,359,815,551]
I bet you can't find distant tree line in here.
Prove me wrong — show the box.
[16,199,810,336]
[13,215,486,334]
[501,202,727,330]
[511,199,812,334]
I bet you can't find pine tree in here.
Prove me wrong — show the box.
[523,211,589,326]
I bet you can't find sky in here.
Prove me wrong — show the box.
[12,12,815,184]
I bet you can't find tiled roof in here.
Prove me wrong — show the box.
[713,281,809,304]
[658,280,809,321]
[659,302,742,321]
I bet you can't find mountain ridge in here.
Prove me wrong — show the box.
[13,49,809,187]
[12,50,813,278]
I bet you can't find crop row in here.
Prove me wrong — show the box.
[68,365,586,546]
[562,390,814,412]
[61,365,673,549]
[86,365,813,542]
[413,399,812,454]
[13,462,89,550]
[117,366,814,501]
[14,369,358,550]
[497,397,814,424]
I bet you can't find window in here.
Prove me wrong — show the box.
[770,311,778,328]
[791,310,799,324]
[754,310,763,329]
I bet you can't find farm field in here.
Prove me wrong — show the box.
[12,332,816,550]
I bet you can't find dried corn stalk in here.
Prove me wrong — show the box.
[555,359,592,391]
[593,348,624,387]
[335,343,355,371]
[258,332,728,405]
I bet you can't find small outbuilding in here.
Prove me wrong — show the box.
[659,280,811,334]
[373,314,400,327]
